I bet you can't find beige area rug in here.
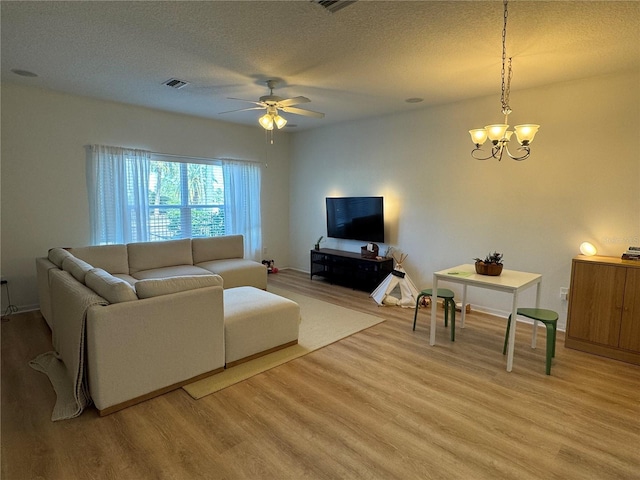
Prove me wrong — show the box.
[182,286,385,400]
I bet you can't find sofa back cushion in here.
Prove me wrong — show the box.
[62,256,94,283]
[127,239,193,274]
[70,244,129,274]
[192,235,244,264]
[48,247,72,268]
[135,274,223,299]
[85,268,138,304]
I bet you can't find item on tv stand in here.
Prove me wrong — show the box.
[622,246,640,261]
[361,243,379,259]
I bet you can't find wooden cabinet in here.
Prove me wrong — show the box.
[310,248,393,292]
[566,255,640,365]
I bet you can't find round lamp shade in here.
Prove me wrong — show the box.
[579,242,597,256]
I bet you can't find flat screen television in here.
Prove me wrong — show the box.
[326,196,384,243]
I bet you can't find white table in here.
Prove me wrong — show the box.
[430,264,542,372]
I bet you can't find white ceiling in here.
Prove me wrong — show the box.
[2,1,639,131]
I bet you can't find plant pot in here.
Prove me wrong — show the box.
[475,262,503,276]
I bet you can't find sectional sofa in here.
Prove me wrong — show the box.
[34,235,300,417]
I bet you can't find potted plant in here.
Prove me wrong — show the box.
[314,236,324,250]
[474,251,504,276]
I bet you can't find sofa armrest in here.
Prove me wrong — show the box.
[35,257,58,329]
[86,286,224,413]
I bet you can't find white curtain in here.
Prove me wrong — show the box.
[222,160,262,260]
[87,145,151,244]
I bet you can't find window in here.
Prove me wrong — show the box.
[148,160,225,241]
[88,146,262,259]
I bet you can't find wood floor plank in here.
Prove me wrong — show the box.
[2,269,639,479]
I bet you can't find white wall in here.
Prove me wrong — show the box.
[289,71,640,328]
[0,83,291,311]
[3,72,639,328]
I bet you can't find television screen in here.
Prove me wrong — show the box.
[326,196,384,243]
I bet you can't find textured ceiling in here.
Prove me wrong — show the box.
[2,1,639,130]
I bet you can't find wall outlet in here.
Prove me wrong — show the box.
[263,246,268,255]
[560,287,569,301]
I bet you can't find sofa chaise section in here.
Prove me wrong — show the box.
[223,286,300,367]
[87,275,225,416]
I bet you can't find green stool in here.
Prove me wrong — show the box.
[413,288,456,341]
[504,308,558,375]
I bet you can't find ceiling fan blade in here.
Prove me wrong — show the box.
[281,106,325,119]
[218,106,265,115]
[277,96,311,107]
[227,97,265,106]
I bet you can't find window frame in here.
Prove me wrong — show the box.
[148,155,226,241]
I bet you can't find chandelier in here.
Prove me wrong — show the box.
[469,0,540,161]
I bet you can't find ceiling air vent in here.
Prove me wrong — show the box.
[162,78,189,89]
[312,0,357,13]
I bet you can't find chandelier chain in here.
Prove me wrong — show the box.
[500,0,512,115]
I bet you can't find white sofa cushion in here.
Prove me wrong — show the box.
[112,273,139,286]
[62,256,94,283]
[85,268,138,304]
[48,247,72,268]
[70,244,129,274]
[135,274,223,299]
[192,235,244,264]
[127,238,193,274]
[197,259,267,290]
[131,265,212,280]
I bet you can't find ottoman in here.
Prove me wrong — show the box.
[223,286,300,367]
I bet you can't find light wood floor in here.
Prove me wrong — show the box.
[2,269,639,479]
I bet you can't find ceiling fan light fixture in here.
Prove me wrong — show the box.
[273,114,287,129]
[259,113,274,130]
[221,80,324,139]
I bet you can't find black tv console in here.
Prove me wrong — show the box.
[310,248,393,292]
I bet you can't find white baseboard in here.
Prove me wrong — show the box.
[277,266,309,274]
[1,303,39,315]
[470,305,565,332]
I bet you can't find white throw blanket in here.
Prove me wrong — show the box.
[30,270,107,421]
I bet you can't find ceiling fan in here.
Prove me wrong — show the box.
[219,80,325,130]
